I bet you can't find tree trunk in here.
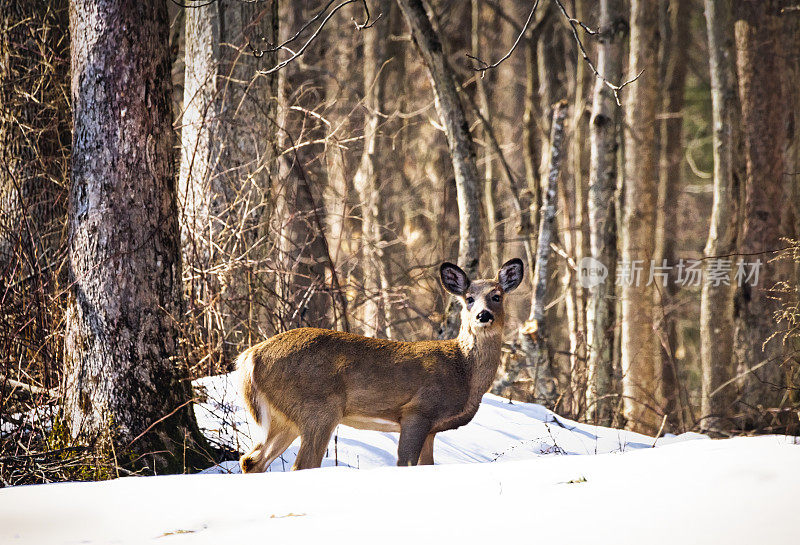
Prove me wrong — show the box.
[512,102,568,408]
[621,0,662,434]
[395,0,482,340]
[585,0,626,426]
[179,0,279,367]
[564,0,589,418]
[732,0,788,430]
[471,0,501,273]
[354,0,393,338]
[655,0,689,431]
[65,0,208,473]
[700,0,739,433]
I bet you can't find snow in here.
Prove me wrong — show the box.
[1,372,799,545]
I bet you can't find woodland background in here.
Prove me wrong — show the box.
[1,0,799,484]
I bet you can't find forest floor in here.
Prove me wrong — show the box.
[1,372,799,544]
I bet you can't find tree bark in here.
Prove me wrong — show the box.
[655,0,689,431]
[585,0,626,427]
[65,0,209,473]
[732,0,788,430]
[471,0,501,274]
[179,0,279,366]
[395,0,482,340]
[621,0,662,434]
[511,101,568,408]
[700,0,739,433]
[354,0,393,338]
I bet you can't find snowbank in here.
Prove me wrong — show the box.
[1,372,798,545]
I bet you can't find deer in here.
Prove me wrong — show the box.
[237,258,524,472]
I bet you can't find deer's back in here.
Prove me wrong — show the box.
[244,327,471,425]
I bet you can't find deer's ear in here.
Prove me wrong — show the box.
[498,258,524,293]
[440,262,470,296]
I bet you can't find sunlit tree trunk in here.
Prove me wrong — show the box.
[621,0,662,434]
[585,0,626,426]
[471,0,501,273]
[179,0,279,365]
[395,0,482,340]
[64,0,208,473]
[700,0,739,433]
[354,0,393,338]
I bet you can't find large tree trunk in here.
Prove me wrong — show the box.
[395,0,482,340]
[621,0,662,434]
[64,0,208,473]
[354,0,393,338]
[585,0,626,426]
[700,0,739,433]
[732,0,788,431]
[179,0,279,367]
[655,0,689,431]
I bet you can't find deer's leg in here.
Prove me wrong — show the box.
[397,414,432,466]
[241,414,299,473]
[293,418,337,470]
[417,433,435,465]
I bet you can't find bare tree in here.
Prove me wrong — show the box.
[655,0,689,430]
[354,0,394,338]
[620,0,661,433]
[732,0,789,430]
[508,101,568,408]
[700,0,739,433]
[179,0,280,366]
[395,0,482,340]
[585,0,626,426]
[64,0,209,473]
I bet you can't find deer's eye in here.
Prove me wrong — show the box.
[466,296,475,305]
[492,294,501,302]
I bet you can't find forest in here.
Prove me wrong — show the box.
[1,0,799,490]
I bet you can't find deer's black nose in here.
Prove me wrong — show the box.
[477,310,494,323]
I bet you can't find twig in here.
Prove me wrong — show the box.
[256,0,363,75]
[467,0,541,74]
[0,375,56,399]
[552,0,642,106]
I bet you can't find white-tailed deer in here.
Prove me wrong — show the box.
[237,258,524,472]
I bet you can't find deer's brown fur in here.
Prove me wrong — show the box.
[238,259,523,471]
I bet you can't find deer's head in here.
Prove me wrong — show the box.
[440,258,524,334]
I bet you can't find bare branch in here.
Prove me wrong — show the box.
[467,0,542,74]
[552,0,641,106]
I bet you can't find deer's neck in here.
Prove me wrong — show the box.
[456,320,503,402]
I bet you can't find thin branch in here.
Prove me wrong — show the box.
[255,0,367,74]
[467,0,542,74]
[551,0,641,106]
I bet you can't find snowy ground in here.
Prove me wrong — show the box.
[1,372,799,544]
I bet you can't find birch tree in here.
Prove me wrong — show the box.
[585,0,626,426]
[700,0,739,433]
